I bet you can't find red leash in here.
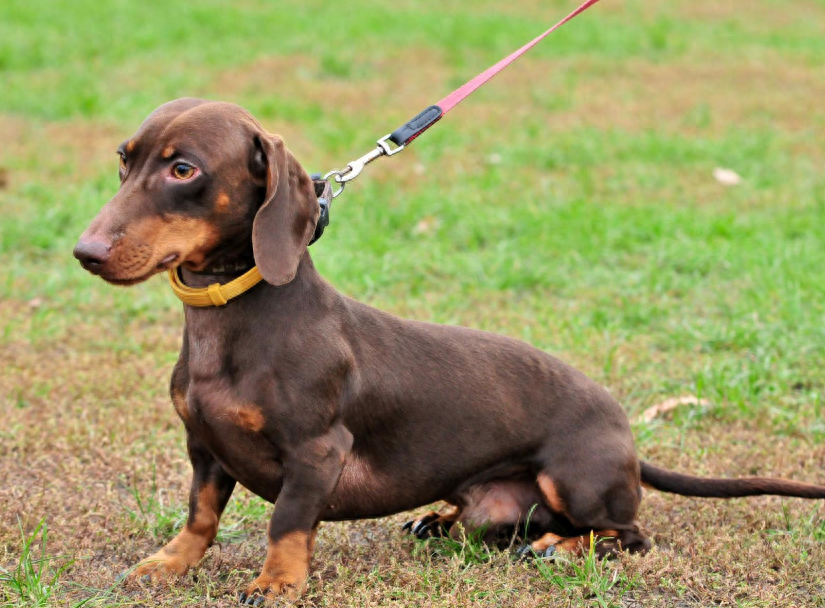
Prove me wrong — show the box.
[324,0,605,197]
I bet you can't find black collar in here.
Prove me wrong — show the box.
[192,177,331,275]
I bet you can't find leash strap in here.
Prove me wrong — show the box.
[325,0,604,197]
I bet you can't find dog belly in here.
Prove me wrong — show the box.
[322,452,421,519]
[324,460,557,539]
[321,449,536,521]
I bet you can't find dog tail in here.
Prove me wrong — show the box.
[640,462,825,499]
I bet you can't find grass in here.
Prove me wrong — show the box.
[0,520,72,607]
[416,525,496,566]
[1,0,825,605]
[123,465,187,542]
[533,534,637,608]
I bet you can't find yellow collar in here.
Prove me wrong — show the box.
[167,266,263,307]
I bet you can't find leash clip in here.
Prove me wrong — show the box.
[324,134,405,199]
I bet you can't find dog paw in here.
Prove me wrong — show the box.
[515,544,556,561]
[127,553,191,582]
[402,512,452,539]
[238,591,269,606]
[239,575,304,605]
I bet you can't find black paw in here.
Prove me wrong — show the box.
[238,592,266,606]
[403,516,446,540]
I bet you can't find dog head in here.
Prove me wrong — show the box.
[74,98,319,286]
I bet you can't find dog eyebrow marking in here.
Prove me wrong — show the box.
[126,140,136,153]
[216,191,231,210]
[162,146,176,159]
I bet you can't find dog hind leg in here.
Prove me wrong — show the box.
[516,471,650,559]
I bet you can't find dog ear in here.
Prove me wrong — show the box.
[250,134,320,286]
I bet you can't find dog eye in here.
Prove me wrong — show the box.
[119,153,127,171]
[172,162,196,180]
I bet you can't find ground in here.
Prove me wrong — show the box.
[1,0,825,606]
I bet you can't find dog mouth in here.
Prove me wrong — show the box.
[99,253,180,286]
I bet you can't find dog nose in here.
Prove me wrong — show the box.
[73,239,111,271]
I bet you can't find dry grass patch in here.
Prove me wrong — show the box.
[2,298,823,607]
[0,115,123,178]
[675,0,825,31]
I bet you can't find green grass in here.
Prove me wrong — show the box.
[2,0,825,606]
[123,465,187,542]
[0,520,73,607]
[416,525,497,566]
[533,534,638,608]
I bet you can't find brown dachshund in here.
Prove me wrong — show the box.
[74,98,825,605]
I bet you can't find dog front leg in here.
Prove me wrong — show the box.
[240,425,352,604]
[130,434,235,581]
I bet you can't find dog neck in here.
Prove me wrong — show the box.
[185,237,257,279]
[187,252,257,277]
[178,249,322,295]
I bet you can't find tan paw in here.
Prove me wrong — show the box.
[238,573,305,604]
[128,550,191,582]
[125,526,212,583]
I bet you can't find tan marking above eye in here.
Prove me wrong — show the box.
[126,140,136,153]
[216,192,231,210]
[162,146,175,159]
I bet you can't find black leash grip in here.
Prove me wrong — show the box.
[388,105,443,147]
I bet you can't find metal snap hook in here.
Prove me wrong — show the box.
[322,169,347,199]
